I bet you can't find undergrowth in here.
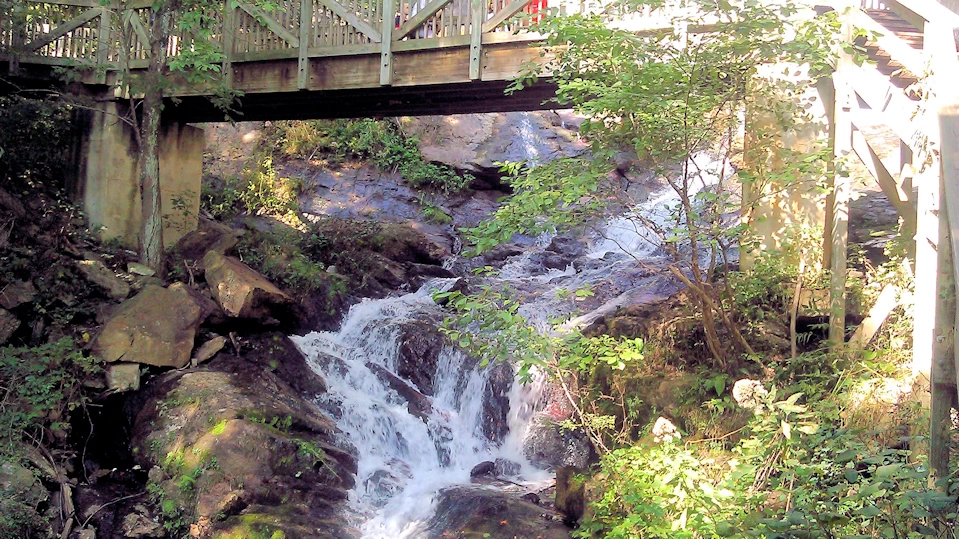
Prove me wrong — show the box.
[265,118,473,194]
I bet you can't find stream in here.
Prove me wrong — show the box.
[291,117,730,536]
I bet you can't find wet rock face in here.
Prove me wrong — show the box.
[402,112,587,175]
[554,466,587,526]
[129,334,355,539]
[482,362,514,445]
[396,319,447,395]
[426,486,572,539]
[523,417,593,470]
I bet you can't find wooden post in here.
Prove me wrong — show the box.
[96,7,112,84]
[380,0,394,86]
[222,3,236,88]
[942,104,959,400]
[8,1,25,75]
[298,0,312,89]
[469,0,484,80]
[930,172,955,489]
[829,77,852,347]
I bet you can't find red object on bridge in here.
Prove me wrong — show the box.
[524,0,547,24]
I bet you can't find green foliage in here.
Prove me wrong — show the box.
[435,286,557,382]
[417,194,453,224]
[464,157,609,255]
[579,377,959,539]
[267,119,472,194]
[0,338,98,459]
[563,334,645,373]
[0,96,74,190]
[234,227,333,298]
[202,156,303,220]
[578,439,744,538]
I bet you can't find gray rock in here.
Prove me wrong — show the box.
[119,504,164,538]
[105,363,141,392]
[493,458,521,477]
[0,280,36,309]
[127,262,156,276]
[469,461,494,477]
[426,486,571,539]
[0,308,19,344]
[192,335,227,366]
[523,416,592,469]
[76,258,131,301]
[481,362,513,445]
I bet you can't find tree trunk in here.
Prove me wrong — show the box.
[138,1,179,270]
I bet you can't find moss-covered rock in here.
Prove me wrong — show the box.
[129,333,355,538]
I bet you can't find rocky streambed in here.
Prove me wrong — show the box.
[3,111,692,539]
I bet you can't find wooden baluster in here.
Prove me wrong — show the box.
[97,7,111,81]
[469,0,483,79]
[298,0,310,89]
[381,0,394,85]
[223,3,235,87]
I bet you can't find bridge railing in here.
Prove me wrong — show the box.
[3,0,684,85]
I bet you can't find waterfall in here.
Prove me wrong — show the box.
[292,281,549,538]
[291,149,737,536]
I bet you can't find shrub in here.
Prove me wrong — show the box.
[267,119,472,194]
[0,96,74,190]
[0,338,98,458]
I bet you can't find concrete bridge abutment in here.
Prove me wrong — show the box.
[75,100,203,250]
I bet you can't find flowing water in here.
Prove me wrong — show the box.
[292,144,732,537]
[292,281,551,538]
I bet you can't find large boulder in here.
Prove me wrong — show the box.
[203,251,293,321]
[0,280,36,309]
[0,460,49,537]
[482,362,513,445]
[76,257,131,301]
[92,283,208,368]
[400,112,586,176]
[396,319,447,395]
[172,218,243,272]
[130,336,354,539]
[554,466,587,526]
[426,486,571,539]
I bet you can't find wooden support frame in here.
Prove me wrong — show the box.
[222,4,236,87]
[96,7,111,69]
[380,0,394,85]
[394,0,452,40]
[236,0,300,46]
[298,0,312,89]
[316,0,382,42]
[482,0,532,32]
[850,127,917,227]
[829,75,852,347]
[469,0,483,80]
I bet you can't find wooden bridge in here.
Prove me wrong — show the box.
[1,0,573,119]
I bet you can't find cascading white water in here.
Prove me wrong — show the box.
[291,149,737,536]
[589,151,729,260]
[292,281,549,538]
